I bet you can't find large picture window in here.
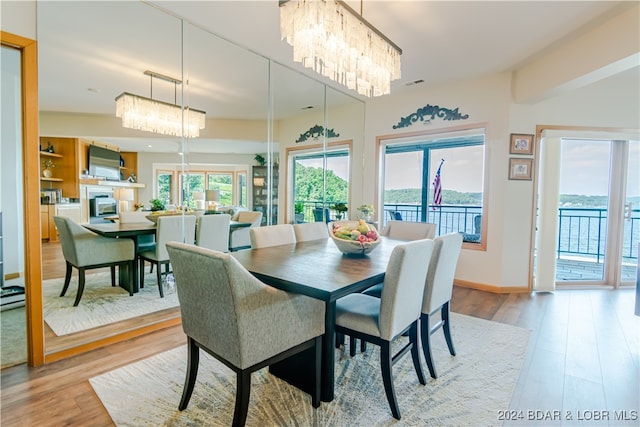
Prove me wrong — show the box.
[380,128,486,245]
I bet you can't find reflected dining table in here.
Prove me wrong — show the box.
[231,237,403,402]
[84,220,251,292]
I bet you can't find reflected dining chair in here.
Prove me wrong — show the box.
[293,222,329,242]
[166,242,325,426]
[380,220,436,241]
[249,224,296,249]
[421,232,463,379]
[196,213,231,252]
[335,239,434,420]
[138,215,196,297]
[53,216,135,306]
[229,210,263,251]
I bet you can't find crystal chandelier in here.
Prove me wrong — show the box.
[279,0,402,97]
[115,71,206,138]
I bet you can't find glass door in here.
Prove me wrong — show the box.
[555,138,639,286]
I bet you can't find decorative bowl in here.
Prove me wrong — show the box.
[328,220,381,255]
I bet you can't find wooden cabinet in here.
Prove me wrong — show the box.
[252,165,278,225]
[39,137,80,199]
[40,205,50,240]
[46,204,81,242]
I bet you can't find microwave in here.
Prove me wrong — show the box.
[90,197,118,217]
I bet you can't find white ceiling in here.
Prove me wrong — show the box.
[36,1,628,153]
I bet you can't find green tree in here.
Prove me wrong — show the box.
[294,163,348,203]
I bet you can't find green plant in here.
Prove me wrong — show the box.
[294,202,304,214]
[42,159,56,169]
[331,202,348,213]
[149,198,165,211]
[357,204,374,215]
[254,153,266,166]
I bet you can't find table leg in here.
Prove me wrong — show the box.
[131,236,140,292]
[321,300,336,402]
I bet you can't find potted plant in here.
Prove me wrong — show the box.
[357,204,375,221]
[149,198,165,211]
[254,153,266,166]
[294,202,305,223]
[331,202,348,220]
[41,159,55,178]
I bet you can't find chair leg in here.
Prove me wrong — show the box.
[156,261,164,298]
[127,261,134,296]
[380,341,401,420]
[312,336,321,408]
[409,321,427,385]
[73,268,86,307]
[60,261,73,297]
[110,265,116,287]
[179,337,200,411]
[149,262,154,274]
[349,336,357,357]
[360,340,367,353]
[421,313,438,379]
[233,370,251,427]
[335,332,345,349]
[442,302,456,356]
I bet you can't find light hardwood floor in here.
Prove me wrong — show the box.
[2,284,637,426]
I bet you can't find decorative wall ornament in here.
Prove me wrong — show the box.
[393,104,470,129]
[295,124,340,143]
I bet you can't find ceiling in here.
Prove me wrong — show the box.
[36,1,628,153]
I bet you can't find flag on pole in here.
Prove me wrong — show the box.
[432,159,444,210]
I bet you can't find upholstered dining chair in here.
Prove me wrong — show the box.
[138,215,196,297]
[53,216,135,306]
[421,232,463,379]
[118,210,156,270]
[196,214,231,252]
[380,220,436,241]
[229,210,263,251]
[335,239,434,420]
[166,242,325,426]
[249,224,296,249]
[293,222,329,242]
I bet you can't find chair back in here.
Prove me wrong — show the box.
[422,233,463,314]
[380,220,436,240]
[53,216,96,266]
[313,207,330,223]
[232,210,263,227]
[378,239,434,340]
[293,222,329,242]
[230,211,263,249]
[250,224,296,249]
[118,211,153,224]
[196,214,231,252]
[167,241,325,369]
[154,215,196,261]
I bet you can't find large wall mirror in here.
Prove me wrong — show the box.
[24,1,364,365]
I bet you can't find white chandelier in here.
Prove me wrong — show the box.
[115,71,206,138]
[279,0,402,97]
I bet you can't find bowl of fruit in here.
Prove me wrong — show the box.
[328,220,381,255]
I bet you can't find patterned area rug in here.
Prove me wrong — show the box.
[90,313,530,426]
[43,271,179,335]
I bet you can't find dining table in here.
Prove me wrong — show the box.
[84,219,251,292]
[231,236,403,402]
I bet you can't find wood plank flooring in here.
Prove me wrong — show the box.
[2,285,637,426]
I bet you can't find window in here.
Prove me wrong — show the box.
[288,146,350,223]
[380,129,485,244]
[156,171,174,206]
[207,173,233,206]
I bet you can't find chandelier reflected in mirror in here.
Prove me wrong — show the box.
[115,70,206,138]
[279,0,402,97]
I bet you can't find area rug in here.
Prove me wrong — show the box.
[90,313,530,426]
[43,271,179,336]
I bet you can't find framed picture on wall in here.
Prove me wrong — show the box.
[509,158,533,180]
[509,133,534,155]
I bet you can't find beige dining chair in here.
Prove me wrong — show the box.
[53,216,135,306]
[335,239,434,420]
[293,222,329,242]
[138,215,196,297]
[229,210,263,251]
[166,242,325,426]
[196,214,231,252]
[250,224,296,249]
[421,232,463,379]
[380,220,436,241]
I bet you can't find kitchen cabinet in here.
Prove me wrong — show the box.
[45,204,81,242]
[40,205,50,240]
[39,137,80,199]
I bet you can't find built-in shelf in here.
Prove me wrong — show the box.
[39,151,63,158]
[40,177,63,182]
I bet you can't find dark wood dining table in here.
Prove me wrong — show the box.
[231,237,403,402]
[84,220,251,292]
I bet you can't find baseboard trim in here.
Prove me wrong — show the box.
[455,279,530,294]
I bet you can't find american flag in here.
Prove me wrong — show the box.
[432,160,443,210]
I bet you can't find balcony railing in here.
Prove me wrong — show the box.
[294,201,640,266]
